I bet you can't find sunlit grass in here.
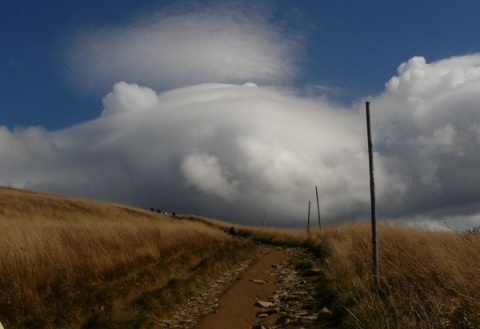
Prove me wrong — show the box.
[0,187,254,328]
[243,221,480,328]
[2,187,480,328]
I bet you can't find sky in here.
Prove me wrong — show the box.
[1,0,480,230]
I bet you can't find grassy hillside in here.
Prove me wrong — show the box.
[241,223,480,328]
[0,187,257,328]
[2,186,480,328]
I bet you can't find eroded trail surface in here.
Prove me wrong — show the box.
[158,245,324,329]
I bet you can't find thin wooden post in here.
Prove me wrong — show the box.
[307,201,311,232]
[366,101,379,288]
[315,186,321,230]
[262,211,267,229]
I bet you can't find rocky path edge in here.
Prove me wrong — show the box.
[155,245,329,329]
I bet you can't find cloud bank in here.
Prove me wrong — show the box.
[0,82,370,226]
[371,55,480,229]
[66,3,298,93]
[3,5,480,230]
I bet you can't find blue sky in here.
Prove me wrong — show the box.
[3,1,479,130]
[2,1,480,229]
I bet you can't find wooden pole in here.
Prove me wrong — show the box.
[366,101,379,288]
[307,201,311,232]
[315,186,321,230]
[262,211,267,229]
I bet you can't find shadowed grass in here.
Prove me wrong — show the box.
[0,187,257,328]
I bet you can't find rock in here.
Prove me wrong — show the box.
[293,291,309,296]
[268,295,280,303]
[302,315,318,321]
[251,279,266,284]
[256,308,278,316]
[294,310,309,317]
[319,306,332,314]
[254,300,275,308]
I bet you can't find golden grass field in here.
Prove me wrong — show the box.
[0,187,257,328]
[243,223,480,328]
[320,222,480,328]
[1,186,480,328]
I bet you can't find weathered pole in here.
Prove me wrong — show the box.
[315,186,321,229]
[307,201,311,232]
[366,101,379,288]
[262,211,267,229]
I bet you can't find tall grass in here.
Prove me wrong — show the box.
[318,222,480,328]
[243,222,480,328]
[0,188,246,328]
[3,187,480,328]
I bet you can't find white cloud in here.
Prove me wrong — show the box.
[0,126,55,182]
[386,55,480,99]
[66,4,298,93]
[5,0,480,229]
[4,50,480,230]
[372,54,480,224]
[0,83,370,226]
[102,82,159,116]
[181,152,239,200]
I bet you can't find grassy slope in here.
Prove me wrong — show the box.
[3,187,480,328]
[241,223,480,329]
[0,187,257,328]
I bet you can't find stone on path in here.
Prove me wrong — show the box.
[319,306,332,314]
[256,308,278,317]
[251,279,266,285]
[254,300,274,308]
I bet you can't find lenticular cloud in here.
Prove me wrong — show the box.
[67,5,298,94]
[0,82,369,226]
[2,54,480,229]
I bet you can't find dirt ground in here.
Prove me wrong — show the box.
[193,248,290,329]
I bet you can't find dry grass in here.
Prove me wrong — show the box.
[3,186,480,328]
[244,222,480,328]
[0,187,255,328]
[320,222,480,329]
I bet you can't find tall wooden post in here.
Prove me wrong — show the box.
[262,211,267,229]
[307,201,311,232]
[315,186,321,229]
[366,101,379,288]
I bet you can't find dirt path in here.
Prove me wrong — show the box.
[157,245,324,329]
[193,248,290,329]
